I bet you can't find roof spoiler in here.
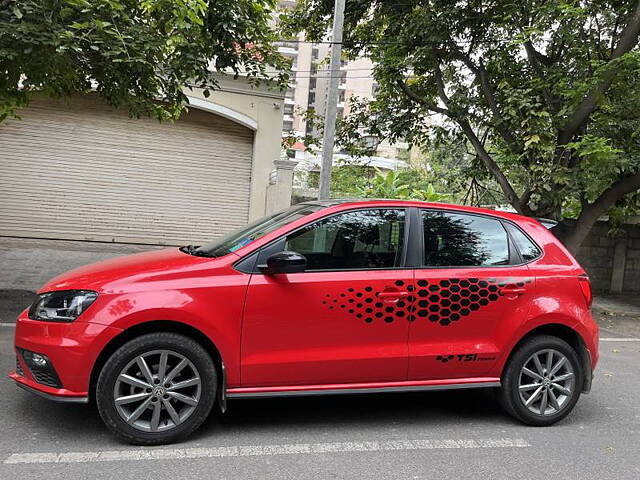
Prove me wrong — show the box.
[535,217,559,229]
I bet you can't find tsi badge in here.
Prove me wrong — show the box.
[436,353,497,363]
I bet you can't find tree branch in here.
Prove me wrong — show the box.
[522,40,561,114]
[450,48,524,155]
[430,59,529,214]
[562,170,640,251]
[558,0,640,144]
[395,78,449,115]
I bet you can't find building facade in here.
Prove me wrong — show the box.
[276,2,409,161]
[0,75,291,246]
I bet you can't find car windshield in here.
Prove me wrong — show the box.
[181,204,323,258]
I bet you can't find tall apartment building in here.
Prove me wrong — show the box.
[276,1,409,161]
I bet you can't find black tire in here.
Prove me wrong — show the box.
[499,335,583,426]
[96,332,217,445]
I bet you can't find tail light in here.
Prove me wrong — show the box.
[578,275,592,309]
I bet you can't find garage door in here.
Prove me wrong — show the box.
[0,95,254,245]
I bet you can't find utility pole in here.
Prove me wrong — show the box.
[317,0,346,200]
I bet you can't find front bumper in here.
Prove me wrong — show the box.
[9,309,122,401]
[9,372,89,403]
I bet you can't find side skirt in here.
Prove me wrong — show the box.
[226,378,501,399]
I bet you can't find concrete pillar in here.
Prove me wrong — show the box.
[265,159,298,214]
[610,238,628,293]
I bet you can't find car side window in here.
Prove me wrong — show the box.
[504,223,542,261]
[422,210,509,267]
[284,209,406,270]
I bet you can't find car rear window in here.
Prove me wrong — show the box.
[421,210,510,267]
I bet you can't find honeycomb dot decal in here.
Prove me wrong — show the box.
[321,278,532,326]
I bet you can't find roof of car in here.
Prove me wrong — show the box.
[298,198,543,226]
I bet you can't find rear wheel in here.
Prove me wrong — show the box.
[499,335,583,426]
[96,332,216,445]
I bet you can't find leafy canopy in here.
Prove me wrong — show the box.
[1,0,288,122]
[283,0,640,251]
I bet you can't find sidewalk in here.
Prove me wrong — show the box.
[592,294,640,339]
[0,237,162,291]
[592,295,640,317]
[0,237,163,322]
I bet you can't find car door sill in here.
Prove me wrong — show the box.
[226,378,501,398]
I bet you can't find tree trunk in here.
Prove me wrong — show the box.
[551,219,593,255]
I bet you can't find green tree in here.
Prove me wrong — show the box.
[356,168,410,198]
[283,0,640,253]
[1,0,288,122]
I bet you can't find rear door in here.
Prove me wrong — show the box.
[241,208,415,387]
[408,209,533,381]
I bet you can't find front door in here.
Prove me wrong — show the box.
[408,209,533,380]
[241,208,414,387]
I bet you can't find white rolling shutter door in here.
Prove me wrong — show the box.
[0,95,254,245]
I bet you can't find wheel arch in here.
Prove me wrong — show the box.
[502,323,592,393]
[88,320,225,402]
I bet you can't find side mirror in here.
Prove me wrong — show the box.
[260,251,307,274]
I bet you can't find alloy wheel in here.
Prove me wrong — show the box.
[518,348,575,416]
[113,350,202,432]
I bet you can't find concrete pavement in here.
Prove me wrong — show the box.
[0,321,639,479]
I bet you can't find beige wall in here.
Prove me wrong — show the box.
[343,57,375,117]
[187,74,286,221]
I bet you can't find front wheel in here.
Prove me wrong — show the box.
[96,332,217,445]
[499,335,583,426]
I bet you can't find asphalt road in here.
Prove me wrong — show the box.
[0,323,639,480]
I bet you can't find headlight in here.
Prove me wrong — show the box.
[28,290,98,322]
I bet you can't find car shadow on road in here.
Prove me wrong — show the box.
[8,385,596,447]
[9,387,506,447]
[198,388,511,440]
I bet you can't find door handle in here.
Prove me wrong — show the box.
[377,290,408,300]
[501,286,527,296]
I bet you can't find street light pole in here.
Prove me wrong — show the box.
[317,0,345,200]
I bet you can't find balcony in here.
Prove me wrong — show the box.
[277,46,299,56]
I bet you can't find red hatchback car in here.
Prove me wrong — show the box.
[10,200,598,444]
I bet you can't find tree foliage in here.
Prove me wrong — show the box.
[283,0,640,252]
[1,0,288,122]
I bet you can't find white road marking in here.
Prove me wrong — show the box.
[0,323,16,327]
[600,338,640,342]
[4,438,530,464]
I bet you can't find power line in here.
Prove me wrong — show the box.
[260,67,374,74]
[276,37,490,46]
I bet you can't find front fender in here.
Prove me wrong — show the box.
[78,289,244,384]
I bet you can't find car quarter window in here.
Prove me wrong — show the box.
[504,222,542,261]
[284,209,406,270]
[421,210,510,267]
